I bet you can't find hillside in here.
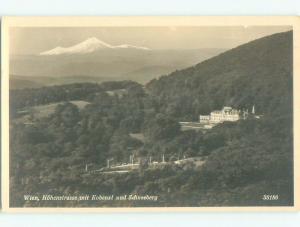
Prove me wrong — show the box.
[147,31,293,120]
[10,74,116,89]
[10,76,44,89]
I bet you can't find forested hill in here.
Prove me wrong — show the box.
[146,31,293,121]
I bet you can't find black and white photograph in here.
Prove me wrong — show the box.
[1,17,299,210]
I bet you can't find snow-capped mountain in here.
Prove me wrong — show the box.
[39,37,150,55]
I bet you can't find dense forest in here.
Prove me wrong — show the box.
[9,31,293,207]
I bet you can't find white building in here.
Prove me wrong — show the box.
[180,106,256,131]
[199,106,248,124]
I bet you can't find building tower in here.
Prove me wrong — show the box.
[252,105,255,115]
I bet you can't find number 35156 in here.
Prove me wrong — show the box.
[262,194,279,200]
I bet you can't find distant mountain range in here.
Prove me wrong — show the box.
[10,38,225,88]
[40,37,150,55]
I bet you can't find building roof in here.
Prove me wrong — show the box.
[223,106,232,111]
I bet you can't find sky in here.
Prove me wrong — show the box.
[10,26,292,55]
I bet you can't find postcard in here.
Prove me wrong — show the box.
[1,16,299,211]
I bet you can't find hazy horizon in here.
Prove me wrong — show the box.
[10,26,291,55]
